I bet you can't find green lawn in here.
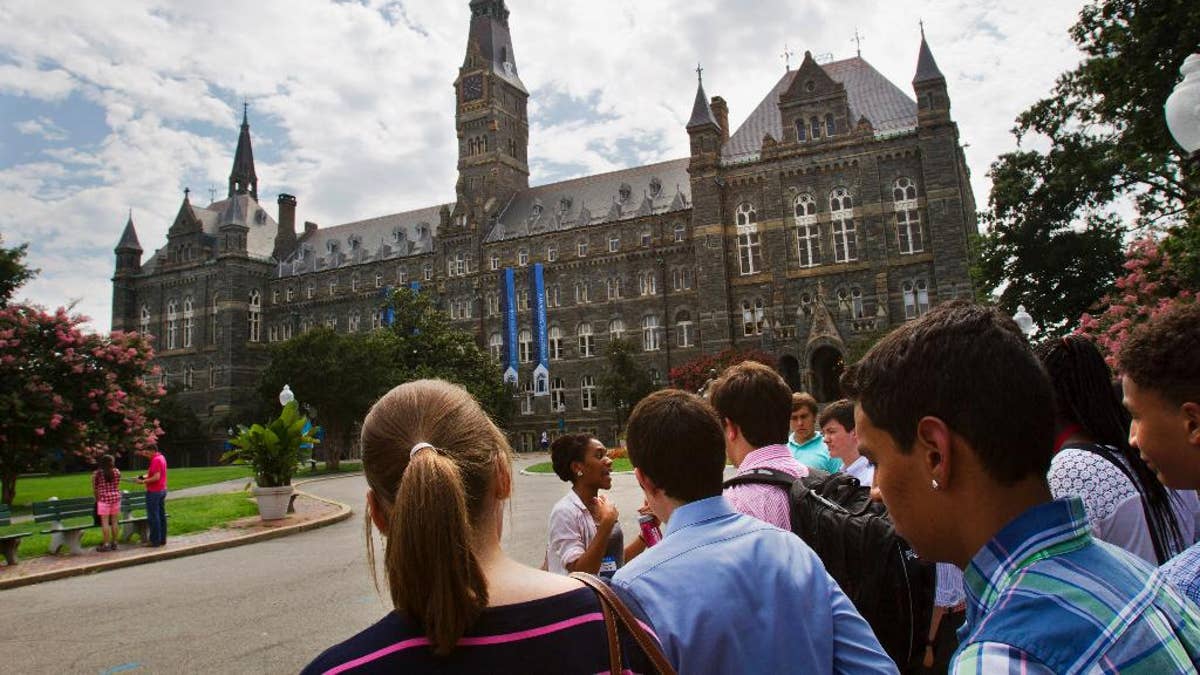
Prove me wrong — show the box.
[0,492,260,559]
[525,458,633,474]
[7,465,256,515]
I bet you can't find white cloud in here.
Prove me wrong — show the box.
[15,116,69,141]
[0,0,1089,333]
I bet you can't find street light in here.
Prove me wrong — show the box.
[1166,53,1200,159]
[1013,305,1036,338]
[279,384,295,407]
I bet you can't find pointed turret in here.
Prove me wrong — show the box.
[114,211,143,275]
[912,28,951,127]
[686,66,721,132]
[228,104,258,200]
[687,65,723,168]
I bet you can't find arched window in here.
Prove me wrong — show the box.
[609,318,625,339]
[551,377,567,412]
[642,315,661,351]
[549,326,563,360]
[182,296,194,348]
[578,323,594,357]
[794,193,820,268]
[518,328,532,363]
[795,118,807,142]
[581,375,597,410]
[676,310,694,348]
[166,300,178,350]
[348,311,361,332]
[520,379,533,415]
[830,188,857,263]
[139,305,151,337]
[210,294,220,345]
[248,290,262,342]
[673,223,686,242]
[735,202,762,275]
[893,177,923,254]
[903,279,931,319]
[742,298,765,336]
[825,113,835,137]
[810,116,821,140]
[489,332,503,360]
[671,267,693,291]
[838,287,866,319]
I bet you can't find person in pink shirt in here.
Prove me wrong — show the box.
[711,361,808,529]
[135,448,168,547]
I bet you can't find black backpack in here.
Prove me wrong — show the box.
[723,467,935,671]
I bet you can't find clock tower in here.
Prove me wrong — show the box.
[454,0,529,228]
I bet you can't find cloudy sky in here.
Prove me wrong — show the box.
[0,0,1086,333]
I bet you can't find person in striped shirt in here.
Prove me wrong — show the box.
[842,300,1200,673]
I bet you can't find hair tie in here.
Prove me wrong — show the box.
[410,442,435,458]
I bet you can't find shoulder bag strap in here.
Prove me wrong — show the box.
[571,572,678,675]
[597,587,621,675]
[721,467,798,489]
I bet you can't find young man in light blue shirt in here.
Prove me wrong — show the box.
[788,392,842,473]
[611,389,895,674]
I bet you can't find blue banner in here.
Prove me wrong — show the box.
[531,263,549,396]
[501,268,518,384]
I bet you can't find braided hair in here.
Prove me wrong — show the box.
[1036,335,1185,563]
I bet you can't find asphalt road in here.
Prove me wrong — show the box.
[0,455,652,673]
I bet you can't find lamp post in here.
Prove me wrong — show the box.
[279,384,295,408]
[1012,305,1037,338]
[1166,51,1200,207]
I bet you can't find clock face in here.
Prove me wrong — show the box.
[462,74,484,102]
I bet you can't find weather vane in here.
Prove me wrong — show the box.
[852,28,865,58]
[782,44,794,71]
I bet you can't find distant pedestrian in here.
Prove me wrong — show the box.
[1119,303,1200,605]
[92,454,121,552]
[788,393,841,473]
[135,447,168,547]
[540,430,549,452]
[1037,334,1195,564]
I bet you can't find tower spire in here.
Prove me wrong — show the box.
[686,64,720,130]
[913,26,945,84]
[228,104,258,200]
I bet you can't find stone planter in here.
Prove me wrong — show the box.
[252,485,294,521]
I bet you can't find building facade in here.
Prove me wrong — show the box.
[113,0,976,455]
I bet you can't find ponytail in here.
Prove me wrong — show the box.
[100,454,116,483]
[388,448,488,655]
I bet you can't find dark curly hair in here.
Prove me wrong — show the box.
[550,434,595,483]
[1119,303,1200,408]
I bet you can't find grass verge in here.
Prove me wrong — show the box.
[524,458,633,474]
[0,492,260,560]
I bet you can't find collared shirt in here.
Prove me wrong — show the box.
[611,495,897,674]
[1161,541,1200,607]
[724,443,807,529]
[842,456,874,487]
[545,489,624,576]
[788,431,842,474]
[934,563,965,609]
[92,468,122,505]
[954,497,1200,674]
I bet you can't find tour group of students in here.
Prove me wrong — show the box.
[303,300,1200,674]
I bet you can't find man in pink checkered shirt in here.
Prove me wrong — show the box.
[710,361,808,529]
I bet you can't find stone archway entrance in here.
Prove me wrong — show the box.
[810,346,845,403]
[778,354,802,392]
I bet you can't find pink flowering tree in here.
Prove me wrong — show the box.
[1077,237,1196,368]
[0,305,163,506]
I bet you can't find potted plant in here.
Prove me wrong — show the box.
[222,401,320,520]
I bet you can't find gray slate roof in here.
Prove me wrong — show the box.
[722,57,918,163]
[279,203,445,277]
[116,215,142,252]
[485,157,691,243]
[913,38,945,84]
[143,194,277,272]
[687,79,720,130]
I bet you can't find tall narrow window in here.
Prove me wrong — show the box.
[578,323,594,357]
[521,380,533,415]
[642,315,661,351]
[609,319,625,340]
[551,377,566,412]
[184,365,194,391]
[608,235,619,253]
[794,193,820,267]
[549,326,562,360]
[830,188,857,263]
[893,177,923,254]
[577,240,589,257]
[519,329,532,363]
[375,272,383,288]
[248,290,262,342]
[795,118,807,142]
[547,285,560,308]
[810,116,821,140]
[825,113,835,137]
[676,310,694,348]
[351,274,360,292]
[606,277,622,301]
[581,375,597,410]
[735,202,762,275]
[575,281,589,304]
[490,254,500,271]
[673,223,686,242]
[742,298,765,336]
[182,296,194,348]
[166,300,178,350]
[348,311,361,332]
[489,332,503,360]
[139,305,151,337]
[210,294,220,345]
[903,280,931,319]
[639,271,657,296]
[518,249,529,267]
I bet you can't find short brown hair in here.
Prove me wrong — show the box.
[1119,303,1200,407]
[841,300,1054,485]
[792,392,819,415]
[818,399,855,431]
[708,361,792,447]
[626,389,726,503]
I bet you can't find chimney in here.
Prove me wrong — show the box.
[304,221,319,236]
[710,96,730,144]
[273,193,298,261]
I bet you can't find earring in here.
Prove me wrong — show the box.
[931,479,940,490]
[576,471,583,477]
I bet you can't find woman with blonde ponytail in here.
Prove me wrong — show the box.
[303,379,665,674]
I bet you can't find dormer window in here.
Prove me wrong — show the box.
[618,183,632,202]
[530,201,544,218]
[417,223,430,238]
[348,236,361,251]
[558,197,572,215]
[327,241,340,256]
[392,226,406,243]
[649,178,662,198]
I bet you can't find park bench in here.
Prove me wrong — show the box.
[118,491,169,543]
[0,504,33,565]
[33,497,96,555]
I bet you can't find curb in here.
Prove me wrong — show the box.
[518,468,636,477]
[0,490,353,591]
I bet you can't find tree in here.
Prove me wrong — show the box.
[149,386,205,460]
[976,0,1200,334]
[257,328,396,471]
[0,306,163,505]
[0,235,37,308]
[598,338,656,434]
[668,347,777,394]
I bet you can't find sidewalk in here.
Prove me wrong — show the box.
[0,486,352,591]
